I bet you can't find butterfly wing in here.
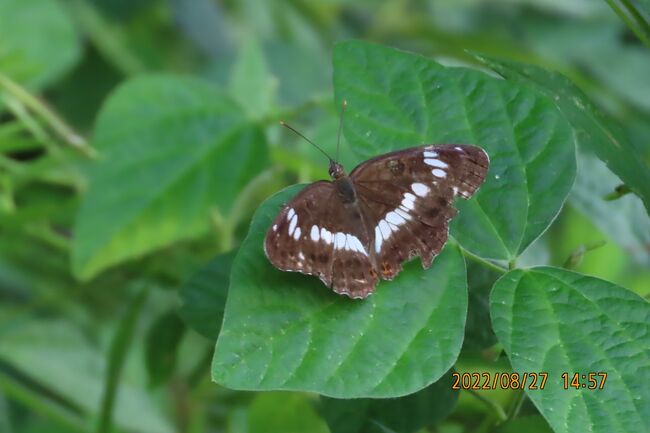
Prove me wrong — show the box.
[264,181,379,298]
[350,144,489,279]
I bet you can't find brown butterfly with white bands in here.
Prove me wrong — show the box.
[264,103,489,299]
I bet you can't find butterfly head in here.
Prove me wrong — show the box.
[328,160,346,179]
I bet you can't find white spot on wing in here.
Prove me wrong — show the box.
[310,225,320,241]
[395,208,411,220]
[349,236,366,255]
[287,208,295,220]
[378,220,392,239]
[424,158,448,169]
[321,227,332,244]
[432,168,447,178]
[385,211,406,226]
[293,226,301,240]
[335,232,346,249]
[375,227,383,252]
[424,150,438,158]
[272,224,277,231]
[288,214,298,235]
[411,182,428,197]
[298,252,305,260]
[401,192,416,210]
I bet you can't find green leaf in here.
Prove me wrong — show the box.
[179,250,236,340]
[0,0,81,88]
[474,54,650,215]
[212,185,468,398]
[247,392,330,433]
[320,368,458,433]
[145,310,186,387]
[570,150,650,265]
[72,75,268,279]
[229,38,277,120]
[490,267,650,433]
[333,41,576,261]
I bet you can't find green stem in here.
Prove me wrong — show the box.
[63,0,149,76]
[605,0,650,50]
[2,94,51,146]
[466,389,508,423]
[96,287,149,433]
[0,74,96,158]
[506,389,527,420]
[459,245,508,274]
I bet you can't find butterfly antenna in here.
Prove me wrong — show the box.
[336,100,347,163]
[279,121,334,162]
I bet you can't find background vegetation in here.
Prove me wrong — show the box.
[1,1,649,433]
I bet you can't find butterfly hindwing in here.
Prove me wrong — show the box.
[264,182,379,298]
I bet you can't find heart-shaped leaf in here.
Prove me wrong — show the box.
[72,75,267,279]
[212,185,468,398]
[0,0,80,89]
[333,41,576,261]
[491,267,650,433]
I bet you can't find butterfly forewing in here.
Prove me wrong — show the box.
[264,181,379,298]
[264,144,489,299]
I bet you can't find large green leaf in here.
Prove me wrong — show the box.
[0,0,80,88]
[72,75,267,279]
[212,185,468,398]
[474,54,650,215]
[320,368,458,433]
[333,41,576,261]
[490,267,650,433]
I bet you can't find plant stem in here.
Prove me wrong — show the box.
[605,0,650,50]
[466,389,508,423]
[0,73,96,158]
[96,286,149,433]
[506,389,527,420]
[458,245,508,274]
[63,0,149,76]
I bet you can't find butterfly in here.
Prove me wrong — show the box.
[264,114,489,299]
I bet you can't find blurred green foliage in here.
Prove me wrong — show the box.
[1,1,649,433]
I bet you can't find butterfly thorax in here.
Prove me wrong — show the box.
[334,176,357,204]
[328,160,357,204]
